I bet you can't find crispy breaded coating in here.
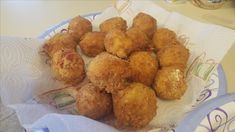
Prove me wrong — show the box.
[126,27,150,51]
[79,32,106,57]
[43,32,77,57]
[100,17,127,33]
[132,12,157,39]
[87,52,131,93]
[51,49,85,85]
[104,29,134,58]
[76,83,112,119]
[113,83,157,128]
[157,44,189,70]
[129,51,158,86]
[154,66,187,100]
[68,16,92,42]
[153,28,180,50]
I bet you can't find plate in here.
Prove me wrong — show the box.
[38,12,228,131]
[176,94,235,132]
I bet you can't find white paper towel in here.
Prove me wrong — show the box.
[1,0,235,131]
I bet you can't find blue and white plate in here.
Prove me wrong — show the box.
[176,94,235,132]
[38,12,230,132]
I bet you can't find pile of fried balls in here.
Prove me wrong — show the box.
[42,12,189,128]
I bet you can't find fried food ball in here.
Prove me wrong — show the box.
[153,28,180,50]
[154,66,187,100]
[100,17,127,33]
[132,12,157,39]
[87,52,131,93]
[157,44,189,70]
[126,27,150,51]
[104,29,134,58]
[79,32,106,57]
[43,32,77,57]
[51,49,85,85]
[129,51,158,86]
[113,83,157,128]
[76,83,112,119]
[68,16,92,42]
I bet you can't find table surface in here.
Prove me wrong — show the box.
[0,0,235,132]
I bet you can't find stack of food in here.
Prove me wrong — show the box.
[42,12,189,129]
